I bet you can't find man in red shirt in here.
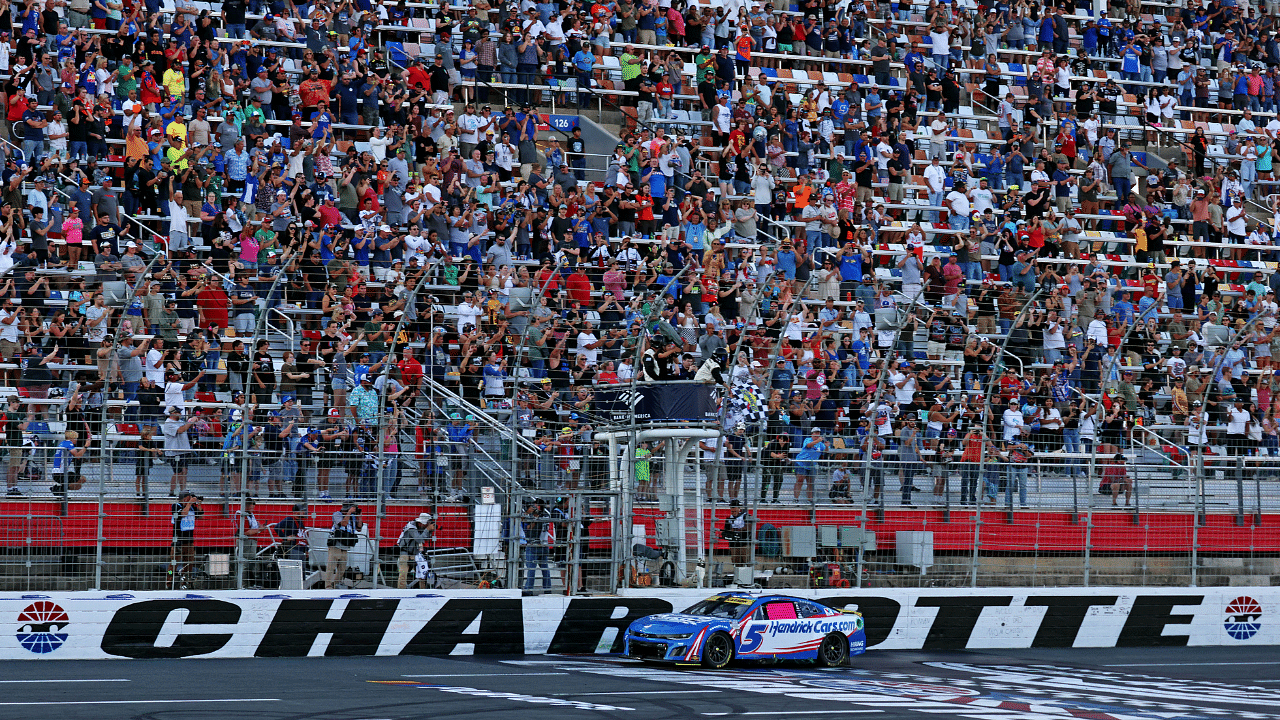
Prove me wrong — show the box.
[297,68,332,117]
[397,348,423,398]
[726,121,747,159]
[1140,264,1161,302]
[405,58,432,91]
[834,169,856,212]
[656,78,674,119]
[998,367,1022,403]
[535,260,561,295]
[564,264,594,307]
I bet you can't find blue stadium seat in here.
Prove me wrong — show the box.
[852,74,868,84]
[386,41,407,68]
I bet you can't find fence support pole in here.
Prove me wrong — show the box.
[856,483,866,588]
[1236,456,1246,527]
[1083,493,1093,588]
[1196,451,1206,526]
[1190,507,1199,588]
[970,506,980,588]
[93,442,107,591]
[1255,469,1263,527]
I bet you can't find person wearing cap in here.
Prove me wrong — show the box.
[258,502,304,562]
[161,406,201,497]
[396,512,436,589]
[348,370,381,427]
[19,100,46,166]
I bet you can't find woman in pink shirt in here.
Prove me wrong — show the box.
[62,207,84,268]
[601,260,626,298]
[237,227,260,272]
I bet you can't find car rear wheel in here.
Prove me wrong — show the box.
[818,633,849,667]
[701,632,735,669]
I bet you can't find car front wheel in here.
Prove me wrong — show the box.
[701,632,735,669]
[818,633,849,667]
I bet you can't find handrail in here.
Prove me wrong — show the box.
[0,135,173,252]
[466,435,528,496]
[1132,423,1191,472]
[422,373,542,456]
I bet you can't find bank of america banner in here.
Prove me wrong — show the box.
[593,383,719,425]
[0,588,1273,659]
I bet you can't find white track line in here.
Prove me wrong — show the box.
[701,707,880,712]
[0,699,279,706]
[1103,661,1280,667]
[399,671,570,676]
[564,690,723,696]
[0,679,129,684]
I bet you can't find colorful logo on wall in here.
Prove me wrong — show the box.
[16,601,69,654]
[1224,596,1263,640]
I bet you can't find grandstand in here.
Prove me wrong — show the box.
[0,0,1276,594]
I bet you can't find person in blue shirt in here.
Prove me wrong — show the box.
[1038,14,1056,51]
[642,159,666,198]
[865,89,882,120]
[1137,293,1158,322]
[783,115,799,157]
[903,48,925,76]
[337,76,362,125]
[51,430,85,495]
[1082,20,1098,55]
[795,428,827,502]
[775,242,798,280]
[1120,41,1142,93]
[1097,12,1112,55]
[1111,290,1135,325]
[1234,70,1251,111]
[683,212,707,258]
[830,93,850,126]
[320,226,342,264]
[309,107,334,142]
[837,242,866,282]
[351,230,372,274]
[653,263,681,300]
[572,47,595,108]
[985,148,1005,191]
[572,215,592,248]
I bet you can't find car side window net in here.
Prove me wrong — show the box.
[765,602,797,620]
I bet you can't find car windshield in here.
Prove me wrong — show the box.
[681,596,754,619]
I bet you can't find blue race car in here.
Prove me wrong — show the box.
[624,592,866,669]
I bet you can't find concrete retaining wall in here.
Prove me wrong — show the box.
[3,587,1272,659]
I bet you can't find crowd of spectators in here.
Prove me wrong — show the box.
[0,0,1278,512]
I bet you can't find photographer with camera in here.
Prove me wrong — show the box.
[396,511,435,589]
[170,490,204,584]
[325,502,361,589]
[521,497,553,593]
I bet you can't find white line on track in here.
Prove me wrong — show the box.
[561,690,723,696]
[0,699,279,706]
[401,672,570,677]
[1103,662,1280,667]
[0,679,130,684]
[701,707,880,712]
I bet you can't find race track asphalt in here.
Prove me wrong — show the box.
[0,646,1278,720]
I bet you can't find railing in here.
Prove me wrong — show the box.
[1,423,1278,592]
[626,449,1279,590]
